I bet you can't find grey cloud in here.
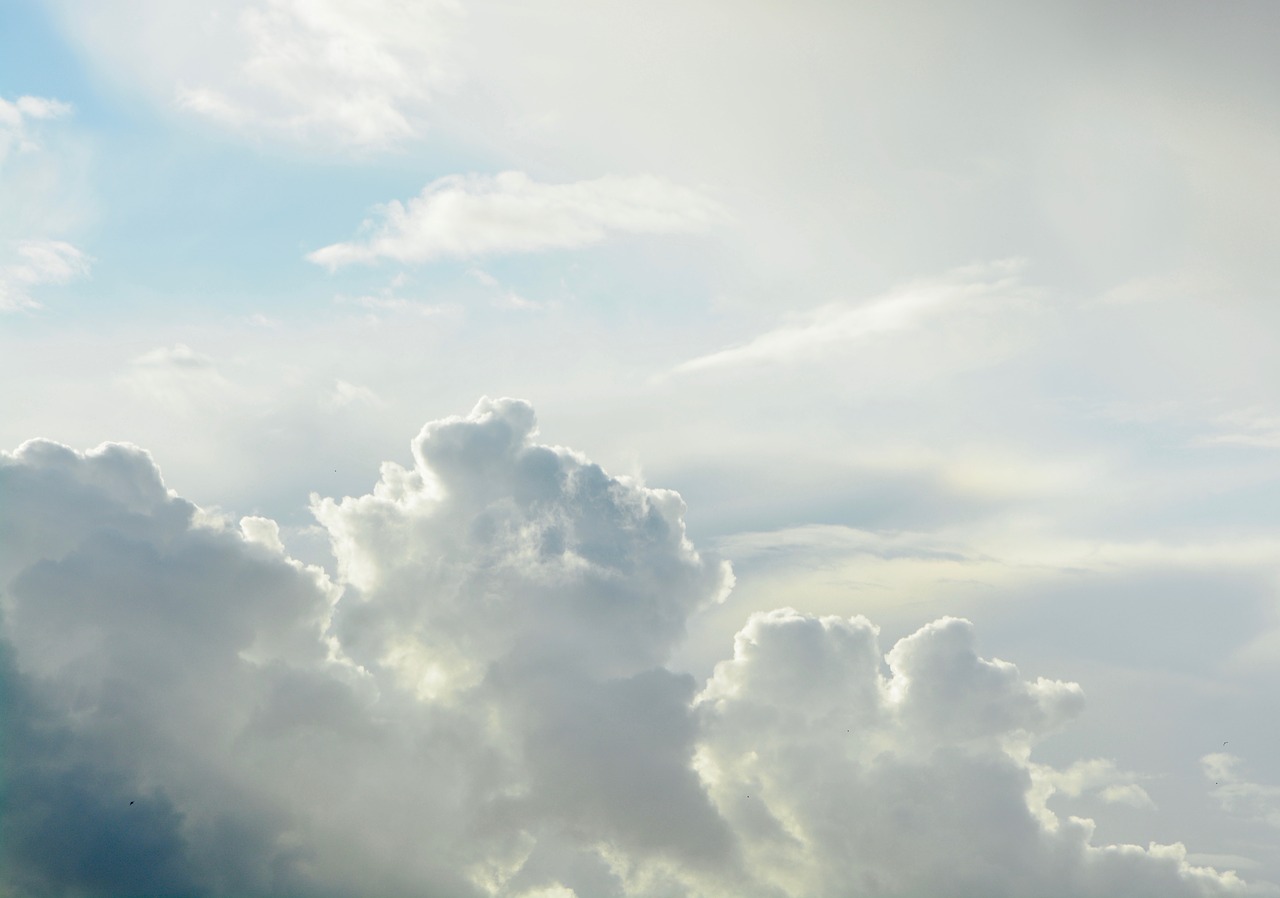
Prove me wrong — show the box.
[0,439,341,897]
[0,643,202,898]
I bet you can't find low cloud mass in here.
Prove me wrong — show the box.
[0,400,1263,897]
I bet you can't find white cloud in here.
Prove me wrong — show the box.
[1195,409,1280,450]
[0,401,1269,897]
[1036,758,1157,810]
[0,239,91,311]
[120,343,237,409]
[57,0,462,149]
[329,379,384,409]
[471,268,545,311]
[1,94,89,311]
[0,94,74,161]
[307,171,724,269]
[695,609,1243,897]
[334,277,460,318]
[674,260,1033,374]
[131,342,217,370]
[13,96,75,120]
[1204,754,1280,829]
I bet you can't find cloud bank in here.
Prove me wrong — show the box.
[307,172,724,269]
[0,399,1264,897]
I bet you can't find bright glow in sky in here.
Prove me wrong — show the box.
[4,2,1280,896]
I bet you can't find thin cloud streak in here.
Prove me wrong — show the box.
[673,261,1031,375]
[307,171,725,269]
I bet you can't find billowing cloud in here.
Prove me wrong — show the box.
[694,610,1231,898]
[0,400,1267,897]
[307,172,724,269]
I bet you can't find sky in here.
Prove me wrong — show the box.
[2,1,1280,896]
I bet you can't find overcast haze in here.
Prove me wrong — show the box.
[3,2,1280,896]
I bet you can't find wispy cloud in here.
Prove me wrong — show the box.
[120,343,235,408]
[1204,754,1280,828]
[171,0,461,148]
[1195,409,1280,450]
[328,379,385,409]
[0,94,73,161]
[0,240,91,312]
[673,261,1032,375]
[1,95,88,312]
[307,171,725,269]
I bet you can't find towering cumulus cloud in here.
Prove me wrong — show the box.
[0,400,1261,897]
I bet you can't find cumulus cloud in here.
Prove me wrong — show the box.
[694,610,1246,898]
[0,400,1266,897]
[0,239,91,311]
[307,172,724,269]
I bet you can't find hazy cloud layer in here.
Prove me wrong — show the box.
[308,172,724,269]
[0,400,1265,897]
